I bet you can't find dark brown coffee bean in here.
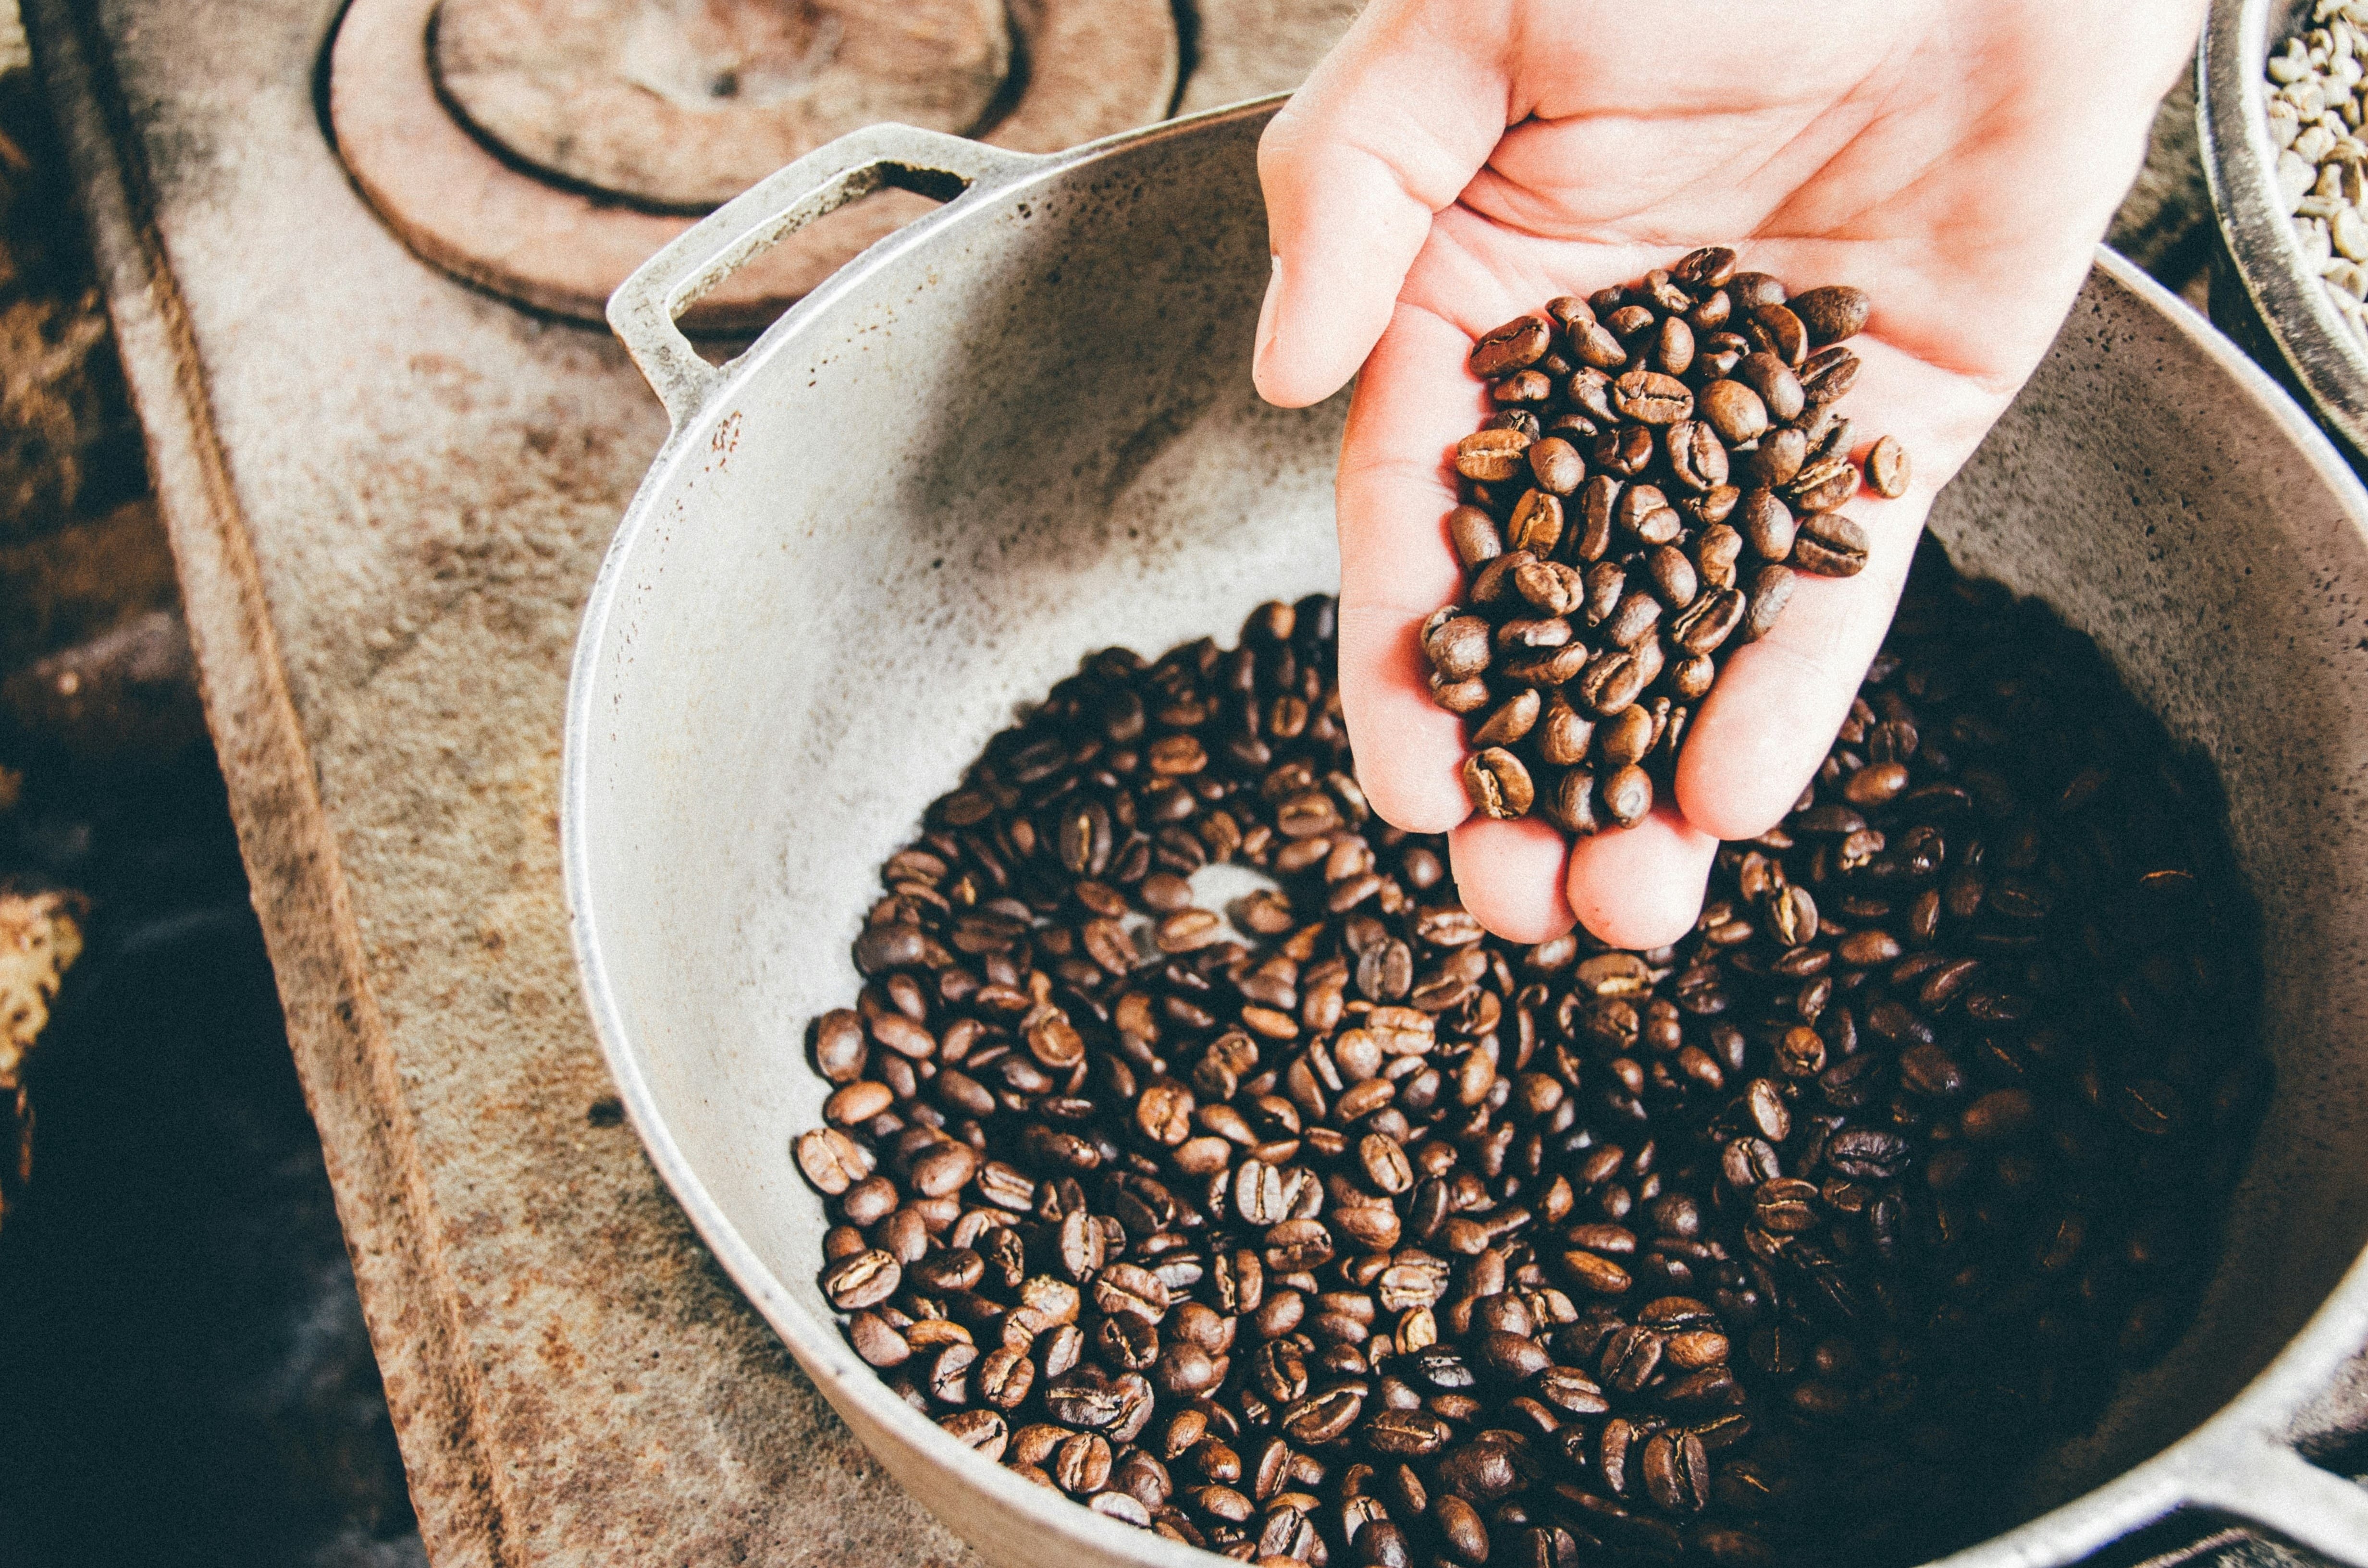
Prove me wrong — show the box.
[1747,426,1808,491]
[1592,424,1655,478]
[1431,674,1492,714]
[1544,294,1595,335]
[1737,353,1804,423]
[1572,644,1652,717]
[1474,1329,1552,1382]
[1727,271,1785,311]
[1797,344,1860,404]
[1865,433,1911,497]
[1425,613,1494,680]
[1673,246,1737,290]
[1736,488,1795,562]
[1746,303,1807,365]
[797,1128,874,1195]
[1357,1519,1413,1568]
[1788,284,1871,344]
[1471,316,1552,378]
[1471,689,1542,749]
[1455,429,1532,483]
[1669,653,1716,700]
[851,1311,912,1368]
[1508,489,1564,556]
[1602,589,1663,649]
[1605,304,1658,342]
[1653,315,1696,377]
[1611,370,1693,425]
[1666,420,1728,492]
[1602,1326,1665,1394]
[1601,706,1657,767]
[1449,505,1504,569]
[1743,564,1795,642]
[823,1249,901,1311]
[1669,588,1745,657]
[1437,1441,1520,1502]
[1792,513,1870,577]
[1602,765,1653,829]
[1642,1429,1709,1513]
[1464,748,1536,820]
[1495,615,1573,652]
[814,1009,869,1082]
[1281,1384,1364,1445]
[1511,558,1584,617]
[1785,454,1858,514]
[1695,524,1743,590]
[1697,379,1767,446]
[1493,368,1553,404]
[1528,436,1585,496]
[1640,545,1698,611]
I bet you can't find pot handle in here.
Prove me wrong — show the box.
[607,125,1043,430]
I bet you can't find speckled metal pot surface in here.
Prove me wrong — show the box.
[567,100,2368,1568]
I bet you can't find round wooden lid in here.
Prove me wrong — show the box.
[432,0,1014,212]
[331,0,1176,331]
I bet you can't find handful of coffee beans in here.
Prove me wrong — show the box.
[795,547,2260,1568]
[1432,247,1913,836]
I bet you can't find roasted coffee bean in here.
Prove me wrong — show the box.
[1785,455,1858,514]
[1747,303,1807,365]
[1666,420,1728,492]
[1465,748,1536,820]
[1601,765,1653,830]
[1508,489,1565,556]
[1743,565,1795,643]
[1788,284,1871,345]
[1642,1429,1709,1513]
[1748,425,1808,490]
[1737,353,1804,423]
[1797,344,1860,405]
[1697,379,1767,446]
[823,1249,901,1311]
[1425,614,1495,681]
[1736,488,1795,562]
[1669,589,1745,657]
[1456,429,1532,483]
[1612,370,1694,425]
[1450,505,1505,569]
[1866,434,1911,498]
[1793,513,1870,577]
[806,330,2261,1566]
[1529,436,1586,496]
[1472,317,1553,378]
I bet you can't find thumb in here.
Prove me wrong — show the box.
[1253,0,1513,408]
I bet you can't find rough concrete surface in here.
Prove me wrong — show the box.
[22,0,1349,1564]
[18,0,2233,1562]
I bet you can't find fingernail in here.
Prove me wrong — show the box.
[1252,254,1283,390]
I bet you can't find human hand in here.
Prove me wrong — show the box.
[1254,0,2200,948]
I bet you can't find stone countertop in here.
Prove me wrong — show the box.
[24,0,1351,1563]
[19,0,2225,1562]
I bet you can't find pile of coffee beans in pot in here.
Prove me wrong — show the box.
[1431,247,1913,835]
[794,542,2263,1568]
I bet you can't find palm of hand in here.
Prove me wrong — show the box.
[1258,0,2196,946]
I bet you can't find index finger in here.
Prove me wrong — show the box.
[1333,300,1494,835]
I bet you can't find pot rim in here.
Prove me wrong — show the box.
[564,97,2368,1567]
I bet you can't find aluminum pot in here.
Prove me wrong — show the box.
[2201,0,2368,467]
[567,100,2368,1568]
